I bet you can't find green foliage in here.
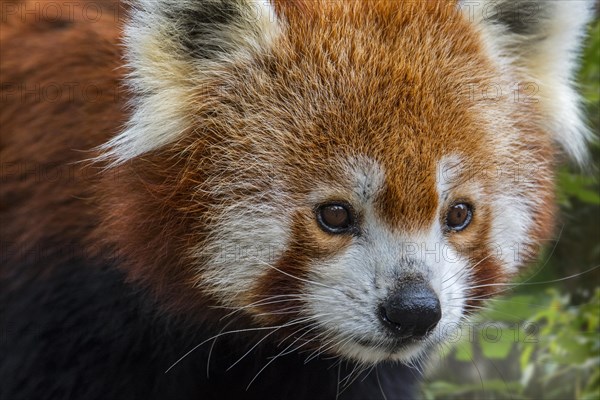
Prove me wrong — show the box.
[579,21,600,105]
[422,290,600,400]
[557,168,600,207]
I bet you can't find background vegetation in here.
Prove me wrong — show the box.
[421,17,600,400]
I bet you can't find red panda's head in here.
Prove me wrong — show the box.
[99,0,592,364]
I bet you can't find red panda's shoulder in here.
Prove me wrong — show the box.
[0,0,126,276]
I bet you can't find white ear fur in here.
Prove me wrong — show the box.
[99,0,280,164]
[465,0,594,164]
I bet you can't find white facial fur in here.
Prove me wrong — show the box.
[198,151,554,364]
[299,152,546,364]
[302,157,473,364]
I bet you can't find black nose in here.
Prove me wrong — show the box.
[379,281,441,338]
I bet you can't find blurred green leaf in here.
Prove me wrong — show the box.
[454,342,474,362]
[479,328,514,359]
[557,169,600,206]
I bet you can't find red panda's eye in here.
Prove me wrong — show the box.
[316,203,354,234]
[446,203,473,231]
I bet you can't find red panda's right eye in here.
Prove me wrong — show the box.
[316,203,354,234]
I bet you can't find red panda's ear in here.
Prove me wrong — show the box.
[99,0,281,165]
[464,0,594,165]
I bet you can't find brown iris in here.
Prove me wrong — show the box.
[446,203,473,231]
[316,203,354,234]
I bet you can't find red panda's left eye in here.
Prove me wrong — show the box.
[446,203,473,231]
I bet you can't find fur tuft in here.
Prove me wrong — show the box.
[467,0,594,164]
[98,0,281,164]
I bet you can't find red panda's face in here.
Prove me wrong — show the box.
[102,1,590,364]
[194,81,554,363]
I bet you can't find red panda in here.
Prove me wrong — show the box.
[0,0,593,399]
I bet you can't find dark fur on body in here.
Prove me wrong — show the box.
[0,259,418,400]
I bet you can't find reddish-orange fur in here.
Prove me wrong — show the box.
[1,0,558,317]
[1,0,125,277]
